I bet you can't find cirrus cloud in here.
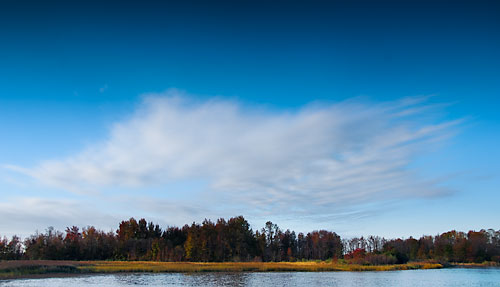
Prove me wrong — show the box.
[7,90,461,217]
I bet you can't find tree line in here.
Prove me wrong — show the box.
[1,216,499,264]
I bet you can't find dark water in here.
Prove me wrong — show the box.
[1,268,499,286]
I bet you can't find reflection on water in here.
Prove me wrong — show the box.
[111,272,250,287]
[1,268,500,287]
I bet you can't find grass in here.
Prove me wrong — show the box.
[6,259,500,279]
[0,260,444,278]
[3,260,500,282]
[0,261,87,279]
[450,261,500,268]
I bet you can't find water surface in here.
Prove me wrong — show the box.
[1,268,499,287]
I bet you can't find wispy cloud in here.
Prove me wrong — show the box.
[6,90,461,219]
[0,197,120,238]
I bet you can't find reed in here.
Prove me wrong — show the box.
[451,262,500,268]
[0,260,444,279]
[78,261,444,273]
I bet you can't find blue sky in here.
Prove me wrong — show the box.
[0,0,499,239]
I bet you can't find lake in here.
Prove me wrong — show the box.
[1,268,499,286]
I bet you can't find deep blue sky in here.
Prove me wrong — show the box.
[0,0,499,238]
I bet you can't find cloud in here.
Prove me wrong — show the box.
[7,90,461,218]
[0,197,120,238]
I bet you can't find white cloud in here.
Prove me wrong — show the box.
[7,90,461,218]
[0,197,120,238]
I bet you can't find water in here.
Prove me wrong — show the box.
[1,268,499,287]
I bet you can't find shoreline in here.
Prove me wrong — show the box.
[1,260,498,280]
[0,260,440,279]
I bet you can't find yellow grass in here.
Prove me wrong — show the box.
[451,262,500,268]
[78,261,443,273]
[0,260,444,279]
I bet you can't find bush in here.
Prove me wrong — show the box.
[364,254,397,265]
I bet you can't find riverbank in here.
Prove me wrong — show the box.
[0,260,444,279]
[0,260,87,280]
[81,260,444,273]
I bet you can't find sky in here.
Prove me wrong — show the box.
[0,0,499,239]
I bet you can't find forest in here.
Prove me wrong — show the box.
[1,216,499,264]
